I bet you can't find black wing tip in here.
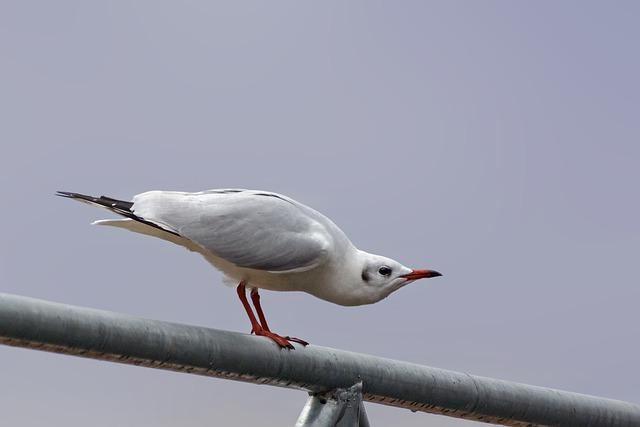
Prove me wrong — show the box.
[56,190,85,198]
[55,191,166,233]
[55,191,119,207]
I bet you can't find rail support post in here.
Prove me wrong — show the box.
[295,382,370,427]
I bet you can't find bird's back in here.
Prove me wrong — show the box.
[131,189,355,273]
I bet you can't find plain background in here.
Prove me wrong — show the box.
[1,1,639,426]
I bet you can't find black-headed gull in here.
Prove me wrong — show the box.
[57,189,442,349]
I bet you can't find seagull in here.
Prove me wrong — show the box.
[56,189,442,349]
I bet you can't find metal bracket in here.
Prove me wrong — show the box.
[295,382,370,427]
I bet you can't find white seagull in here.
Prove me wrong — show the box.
[57,189,442,349]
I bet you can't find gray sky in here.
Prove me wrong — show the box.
[1,1,639,426]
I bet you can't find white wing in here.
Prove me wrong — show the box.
[130,190,331,272]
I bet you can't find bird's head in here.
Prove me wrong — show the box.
[356,252,442,304]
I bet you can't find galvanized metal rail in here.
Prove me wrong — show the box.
[0,292,638,426]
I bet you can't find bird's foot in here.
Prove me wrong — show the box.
[251,327,295,349]
[284,336,309,346]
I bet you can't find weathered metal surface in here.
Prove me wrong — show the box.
[0,292,639,426]
[296,382,369,427]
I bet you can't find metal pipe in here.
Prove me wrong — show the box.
[0,292,638,426]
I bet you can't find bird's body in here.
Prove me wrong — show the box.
[58,189,441,348]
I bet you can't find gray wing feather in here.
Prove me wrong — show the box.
[131,190,330,272]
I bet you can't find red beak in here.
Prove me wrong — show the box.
[400,269,443,281]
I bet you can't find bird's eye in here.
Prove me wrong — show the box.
[378,266,392,276]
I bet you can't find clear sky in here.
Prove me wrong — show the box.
[1,1,639,426]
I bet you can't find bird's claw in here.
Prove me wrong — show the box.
[285,336,309,346]
[266,332,294,350]
[254,328,296,349]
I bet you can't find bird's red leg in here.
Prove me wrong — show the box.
[250,288,309,346]
[236,282,293,349]
[236,282,261,334]
[249,288,272,331]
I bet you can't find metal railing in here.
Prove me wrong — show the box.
[0,292,638,426]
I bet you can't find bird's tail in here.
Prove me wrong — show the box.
[56,191,179,236]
